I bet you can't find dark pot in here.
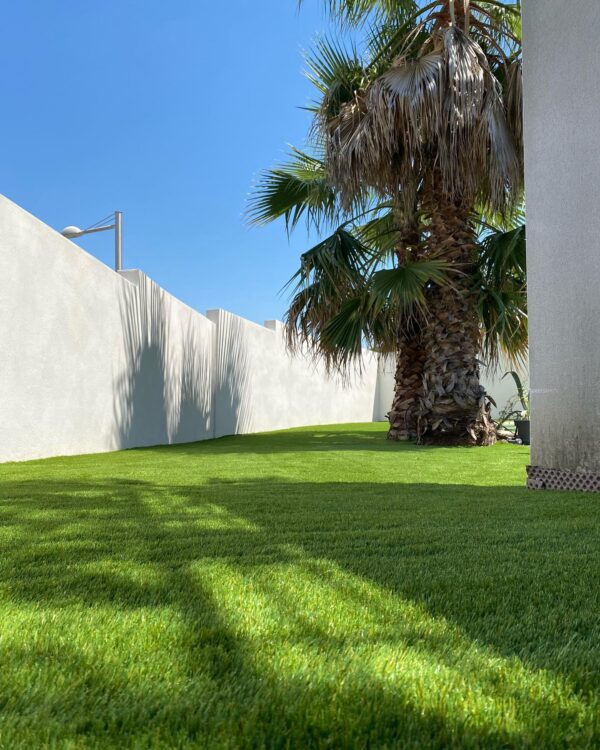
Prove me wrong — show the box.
[514,419,530,446]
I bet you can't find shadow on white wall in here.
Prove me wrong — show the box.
[211,311,254,438]
[113,273,212,450]
[0,194,390,463]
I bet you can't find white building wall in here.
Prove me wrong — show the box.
[522,0,600,474]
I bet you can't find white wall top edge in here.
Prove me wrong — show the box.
[0,194,131,285]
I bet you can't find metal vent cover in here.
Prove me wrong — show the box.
[527,465,600,493]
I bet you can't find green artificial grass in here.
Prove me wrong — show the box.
[0,424,598,749]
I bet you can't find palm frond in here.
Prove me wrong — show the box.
[299,0,418,27]
[475,2,522,49]
[247,148,340,233]
[305,37,367,120]
[318,7,522,214]
[320,295,369,364]
[353,207,398,254]
[503,58,523,164]
[284,228,373,355]
[478,284,527,369]
[477,219,527,369]
[480,221,526,287]
[372,258,452,313]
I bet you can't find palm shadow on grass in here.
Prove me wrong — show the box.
[0,473,598,747]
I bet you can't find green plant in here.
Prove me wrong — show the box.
[501,369,530,421]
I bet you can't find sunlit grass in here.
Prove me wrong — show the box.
[0,423,598,748]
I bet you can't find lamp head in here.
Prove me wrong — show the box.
[61,226,83,239]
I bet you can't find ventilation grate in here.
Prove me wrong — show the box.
[527,465,600,493]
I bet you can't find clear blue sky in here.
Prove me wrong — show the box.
[2,1,328,324]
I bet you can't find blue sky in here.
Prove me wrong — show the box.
[2,1,329,324]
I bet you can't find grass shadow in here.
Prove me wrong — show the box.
[0,467,598,746]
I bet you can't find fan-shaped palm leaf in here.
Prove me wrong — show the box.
[305,38,367,119]
[372,259,453,311]
[476,218,526,367]
[247,148,342,233]
[300,0,417,27]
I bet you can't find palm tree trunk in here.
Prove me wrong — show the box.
[418,195,496,446]
[388,322,425,441]
[387,216,426,442]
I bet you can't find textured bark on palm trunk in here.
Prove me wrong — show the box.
[418,197,496,446]
[387,323,425,441]
[387,218,426,442]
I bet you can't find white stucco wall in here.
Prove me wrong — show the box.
[115,270,215,449]
[208,309,379,437]
[0,196,381,463]
[1,191,532,463]
[522,0,600,473]
[0,196,215,462]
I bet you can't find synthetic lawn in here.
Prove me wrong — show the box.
[0,424,598,749]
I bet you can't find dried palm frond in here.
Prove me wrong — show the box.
[503,57,523,166]
[323,23,521,215]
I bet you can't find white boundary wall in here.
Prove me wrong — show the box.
[208,310,379,438]
[0,196,380,463]
[0,195,528,463]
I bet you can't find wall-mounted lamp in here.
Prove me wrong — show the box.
[61,211,123,272]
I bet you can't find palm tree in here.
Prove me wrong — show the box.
[249,147,526,441]
[307,1,523,444]
[250,1,523,444]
